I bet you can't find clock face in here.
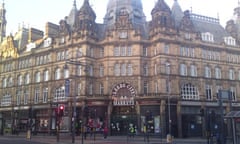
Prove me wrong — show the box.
[134,10,141,17]
[119,31,128,39]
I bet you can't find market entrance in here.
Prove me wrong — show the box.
[111,106,137,135]
[110,83,137,136]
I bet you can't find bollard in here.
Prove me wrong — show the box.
[166,134,172,143]
[26,130,31,139]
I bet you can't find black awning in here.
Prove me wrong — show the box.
[225,111,240,118]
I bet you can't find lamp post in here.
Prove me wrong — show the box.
[166,63,171,137]
[65,59,89,144]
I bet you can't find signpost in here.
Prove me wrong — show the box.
[65,79,70,97]
[218,90,231,144]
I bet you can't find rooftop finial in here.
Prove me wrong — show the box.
[73,0,76,7]
[1,0,4,9]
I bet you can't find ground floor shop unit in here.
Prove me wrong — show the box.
[0,99,237,138]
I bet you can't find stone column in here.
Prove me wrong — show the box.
[160,100,166,136]
[177,101,182,138]
[135,101,140,133]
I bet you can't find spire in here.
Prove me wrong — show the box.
[73,0,76,7]
[171,0,184,28]
[0,0,6,42]
[78,0,96,21]
[84,0,89,4]
[151,0,171,15]
[233,0,240,24]
[67,0,78,30]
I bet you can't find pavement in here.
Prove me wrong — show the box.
[0,133,208,144]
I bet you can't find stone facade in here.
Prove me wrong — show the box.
[0,0,239,138]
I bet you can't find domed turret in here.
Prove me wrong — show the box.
[78,0,96,22]
[104,0,146,29]
[150,0,173,28]
[76,0,97,33]
[226,1,240,42]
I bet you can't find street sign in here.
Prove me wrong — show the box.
[218,90,231,101]
[65,79,70,97]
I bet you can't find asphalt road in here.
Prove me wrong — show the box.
[0,137,46,144]
[0,134,208,144]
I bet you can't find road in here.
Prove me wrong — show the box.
[0,136,45,144]
[0,134,207,144]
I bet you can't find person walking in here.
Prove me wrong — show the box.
[103,126,108,139]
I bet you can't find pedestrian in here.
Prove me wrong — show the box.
[143,124,147,141]
[103,126,108,139]
[84,126,88,139]
[129,125,135,138]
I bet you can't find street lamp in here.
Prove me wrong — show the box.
[65,59,89,144]
[166,63,171,137]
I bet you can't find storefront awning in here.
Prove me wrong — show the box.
[225,111,240,118]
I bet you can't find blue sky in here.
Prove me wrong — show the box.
[4,0,238,35]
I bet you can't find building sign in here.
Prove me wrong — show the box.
[112,83,136,106]
[113,96,134,106]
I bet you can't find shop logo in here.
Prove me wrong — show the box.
[112,83,136,106]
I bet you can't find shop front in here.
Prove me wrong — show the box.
[181,106,203,138]
[139,104,161,135]
[0,113,3,135]
[111,106,137,135]
[111,82,138,136]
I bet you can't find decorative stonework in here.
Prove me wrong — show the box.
[0,36,18,58]
[112,82,137,106]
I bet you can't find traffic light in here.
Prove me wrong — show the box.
[200,108,204,117]
[59,105,64,117]
[210,110,216,124]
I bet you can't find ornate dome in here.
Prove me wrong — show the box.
[104,0,146,28]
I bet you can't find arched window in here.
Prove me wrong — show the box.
[25,73,30,84]
[64,68,69,78]
[55,68,61,80]
[114,64,120,76]
[100,83,104,95]
[35,71,41,83]
[121,63,126,76]
[8,77,13,87]
[181,83,199,100]
[2,77,7,88]
[229,69,235,80]
[99,65,104,77]
[44,70,49,81]
[127,64,133,76]
[205,66,211,78]
[215,67,221,79]
[180,64,187,76]
[190,65,197,77]
[18,75,23,86]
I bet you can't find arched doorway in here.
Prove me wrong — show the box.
[110,83,137,135]
[111,106,137,135]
